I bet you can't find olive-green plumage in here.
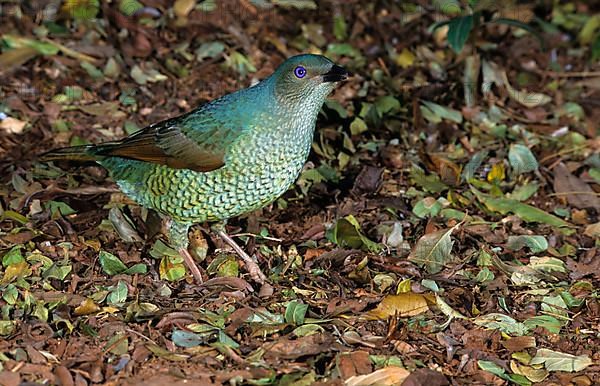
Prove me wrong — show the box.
[42,54,347,251]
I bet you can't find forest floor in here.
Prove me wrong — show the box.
[0,1,599,385]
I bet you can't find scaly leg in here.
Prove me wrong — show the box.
[168,220,203,284]
[213,225,267,284]
[178,247,203,284]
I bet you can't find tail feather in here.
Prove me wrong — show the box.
[39,145,98,163]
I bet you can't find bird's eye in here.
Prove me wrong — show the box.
[294,66,307,79]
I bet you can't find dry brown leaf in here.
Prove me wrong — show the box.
[402,368,449,386]
[498,4,535,23]
[0,46,38,73]
[337,351,373,380]
[428,154,461,186]
[345,366,410,386]
[583,222,600,239]
[0,116,27,134]
[553,163,600,210]
[263,333,333,360]
[501,336,537,352]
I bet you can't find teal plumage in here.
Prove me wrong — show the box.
[41,54,348,282]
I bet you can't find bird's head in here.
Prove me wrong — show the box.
[268,54,348,108]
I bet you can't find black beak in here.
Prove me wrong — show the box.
[322,64,349,82]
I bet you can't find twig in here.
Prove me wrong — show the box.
[41,37,100,64]
[230,232,282,242]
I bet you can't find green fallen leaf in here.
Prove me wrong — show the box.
[421,101,463,123]
[528,256,565,274]
[412,197,442,218]
[124,263,148,275]
[225,51,256,77]
[1,34,59,55]
[105,333,128,355]
[349,117,368,135]
[99,250,128,276]
[472,189,572,228]
[285,301,308,326]
[107,280,128,304]
[2,246,24,266]
[474,313,529,336]
[530,349,592,372]
[0,321,16,336]
[506,235,548,253]
[43,262,72,281]
[160,255,186,281]
[478,360,532,386]
[327,215,382,252]
[2,284,18,305]
[272,0,317,9]
[447,14,475,53]
[509,182,539,201]
[195,41,226,61]
[217,330,239,348]
[146,343,189,361]
[509,144,538,175]
[375,96,401,115]
[45,201,77,217]
[408,226,457,274]
[293,324,324,337]
[462,150,488,182]
[541,295,569,318]
[410,165,448,193]
[172,329,206,348]
[523,315,562,334]
[333,14,347,40]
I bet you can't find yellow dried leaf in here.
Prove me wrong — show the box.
[510,360,549,383]
[396,279,412,293]
[74,298,101,316]
[101,306,120,314]
[395,49,415,69]
[487,163,505,183]
[365,293,431,320]
[174,0,196,18]
[2,261,31,283]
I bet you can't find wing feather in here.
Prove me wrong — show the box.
[94,114,236,172]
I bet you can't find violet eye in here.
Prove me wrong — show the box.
[294,66,307,78]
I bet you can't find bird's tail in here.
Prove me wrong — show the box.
[39,145,99,163]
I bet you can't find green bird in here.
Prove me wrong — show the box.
[42,54,348,284]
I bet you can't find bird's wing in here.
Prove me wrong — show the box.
[94,115,239,172]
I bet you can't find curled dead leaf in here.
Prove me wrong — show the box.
[345,366,410,386]
[365,293,433,320]
[0,116,27,134]
[553,163,600,210]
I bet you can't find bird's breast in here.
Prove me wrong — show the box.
[112,109,317,223]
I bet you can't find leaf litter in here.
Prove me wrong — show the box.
[0,1,599,385]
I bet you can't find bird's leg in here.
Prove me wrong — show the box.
[212,224,267,284]
[178,247,204,284]
[168,220,203,284]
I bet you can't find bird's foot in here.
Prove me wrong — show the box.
[178,247,204,284]
[215,228,267,284]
